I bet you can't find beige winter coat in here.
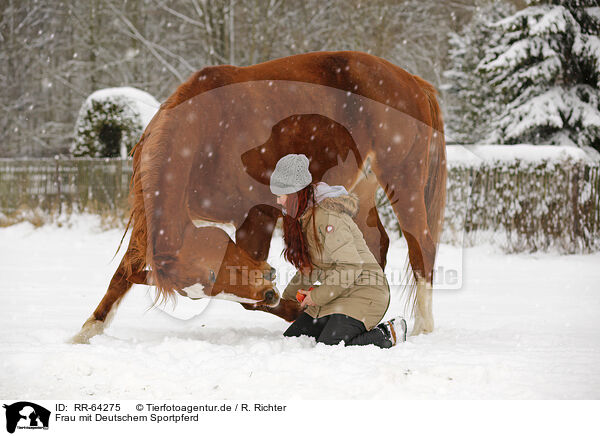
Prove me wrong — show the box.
[281,193,390,330]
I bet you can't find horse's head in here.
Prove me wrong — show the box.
[152,225,279,307]
[212,239,280,307]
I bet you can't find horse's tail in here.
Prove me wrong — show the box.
[414,75,447,248]
[113,132,151,285]
[124,121,183,308]
[400,76,447,317]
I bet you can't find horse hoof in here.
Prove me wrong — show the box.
[69,317,105,344]
[410,317,434,336]
[69,333,90,344]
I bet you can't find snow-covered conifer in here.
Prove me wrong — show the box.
[443,1,516,144]
[478,0,600,151]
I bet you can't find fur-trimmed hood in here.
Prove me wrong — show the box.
[299,192,359,226]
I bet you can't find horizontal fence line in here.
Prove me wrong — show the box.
[1,155,599,253]
[0,158,132,216]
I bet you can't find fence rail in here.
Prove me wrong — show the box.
[1,153,599,253]
[0,158,132,216]
[439,160,600,253]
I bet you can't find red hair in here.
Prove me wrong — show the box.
[281,184,323,274]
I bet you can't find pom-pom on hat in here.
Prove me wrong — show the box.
[270,153,312,195]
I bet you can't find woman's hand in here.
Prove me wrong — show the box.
[297,288,316,308]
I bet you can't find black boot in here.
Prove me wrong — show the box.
[376,317,407,346]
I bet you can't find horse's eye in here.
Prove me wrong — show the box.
[209,270,216,283]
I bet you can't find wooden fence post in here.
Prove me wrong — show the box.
[55,156,61,215]
[571,163,580,243]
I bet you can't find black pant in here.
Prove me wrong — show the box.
[283,312,392,348]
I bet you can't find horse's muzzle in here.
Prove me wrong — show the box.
[262,288,280,307]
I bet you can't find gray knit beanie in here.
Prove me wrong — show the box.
[270,153,312,195]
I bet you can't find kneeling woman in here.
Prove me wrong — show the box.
[271,154,406,348]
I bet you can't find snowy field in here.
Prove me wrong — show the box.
[1,215,599,400]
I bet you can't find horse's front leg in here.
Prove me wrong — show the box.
[70,248,143,344]
[235,204,302,322]
[235,204,279,262]
[241,299,303,322]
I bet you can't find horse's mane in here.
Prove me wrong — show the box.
[116,67,243,305]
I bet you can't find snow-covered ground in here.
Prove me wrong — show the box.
[1,215,599,400]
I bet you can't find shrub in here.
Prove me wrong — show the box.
[71,97,142,158]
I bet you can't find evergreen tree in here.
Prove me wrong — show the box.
[443,1,516,144]
[478,0,600,151]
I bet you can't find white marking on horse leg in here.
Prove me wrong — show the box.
[182,283,260,304]
[69,300,120,344]
[410,276,434,336]
[182,283,207,298]
[69,316,106,344]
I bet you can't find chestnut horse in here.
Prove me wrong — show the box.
[71,50,446,344]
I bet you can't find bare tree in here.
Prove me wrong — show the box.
[0,0,515,157]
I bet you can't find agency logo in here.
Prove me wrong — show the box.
[3,402,50,434]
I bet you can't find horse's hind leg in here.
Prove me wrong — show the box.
[349,164,390,269]
[70,251,142,344]
[372,158,436,336]
[403,232,435,336]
